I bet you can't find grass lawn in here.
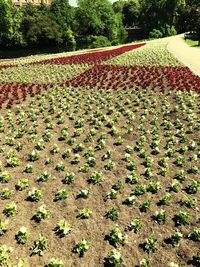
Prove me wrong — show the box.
[185,38,199,47]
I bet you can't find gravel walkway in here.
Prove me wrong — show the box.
[167,34,200,76]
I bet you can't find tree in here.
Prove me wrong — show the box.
[122,0,140,27]
[0,0,13,47]
[21,12,63,47]
[75,0,126,44]
[50,0,76,49]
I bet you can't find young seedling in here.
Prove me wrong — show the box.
[89,171,103,184]
[186,180,199,194]
[139,200,151,212]
[31,234,48,256]
[73,239,90,257]
[55,219,72,237]
[78,208,92,219]
[1,188,12,199]
[54,189,68,201]
[188,228,200,241]
[0,171,10,183]
[112,180,123,191]
[105,208,119,221]
[36,171,50,182]
[106,189,118,200]
[167,231,183,246]
[33,205,49,222]
[16,227,29,244]
[153,209,167,224]
[16,179,29,191]
[128,219,142,233]
[143,237,157,253]
[0,245,12,266]
[106,226,125,247]
[173,210,190,226]
[0,220,9,236]
[158,193,172,206]
[28,188,43,202]
[123,196,136,206]
[139,259,150,267]
[55,162,65,172]
[3,202,17,217]
[132,185,147,196]
[47,258,64,267]
[63,172,75,185]
[105,249,123,267]
[77,189,90,199]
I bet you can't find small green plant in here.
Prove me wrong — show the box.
[71,154,81,164]
[106,226,125,247]
[105,160,115,171]
[127,160,137,171]
[55,219,72,237]
[173,210,190,226]
[105,208,119,221]
[181,196,196,208]
[50,144,60,155]
[54,189,68,201]
[143,237,157,253]
[123,195,135,206]
[154,209,167,224]
[77,189,90,199]
[102,150,112,161]
[189,228,200,241]
[1,188,12,199]
[62,149,71,159]
[170,180,180,193]
[37,171,50,182]
[167,231,183,246]
[29,150,39,161]
[0,245,11,266]
[186,180,199,194]
[63,172,75,184]
[148,181,160,194]
[112,180,123,191]
[0,220,9,236]
[105,249,123,267]
[31,234,48,256]
[55,162,65,172]
[158,193,172,206]
[47,258,64,267]
[0,171,10,183]
[139,200,151,212]
[175,170,186,182]
[79,208,92,219]
[106,189,118,200]
[191,250,200,267]
[132,185,147,196]
[28,188,42,202]
[3,202,17,217]
[16,179,28,191]
[139,259,150,267]
[34,205,49,222]
[89,171,103,184]
[188,165,199,174]
[74,239,90,257]
[16,227,29,244]
[24,164,33,173]
[128,219,142,233]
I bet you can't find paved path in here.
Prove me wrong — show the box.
[167,34,200,76]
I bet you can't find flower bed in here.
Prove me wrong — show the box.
[35,43,145,65]
[66,64,200,93]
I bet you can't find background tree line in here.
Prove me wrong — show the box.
[0,0,199,51]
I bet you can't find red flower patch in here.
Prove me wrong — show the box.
[65,65,200,93]
[35,43,145,65]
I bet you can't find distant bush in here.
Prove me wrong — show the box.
[149,29,163,39]
[90,36,111,48]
